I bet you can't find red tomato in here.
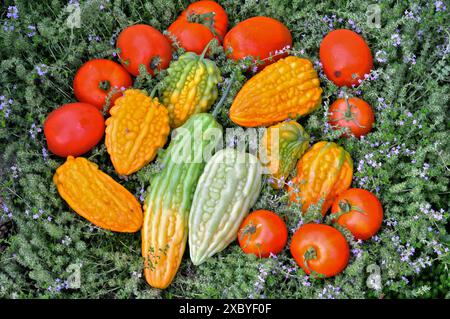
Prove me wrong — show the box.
[116,24,172,76]
[223,16,292,70]
[290,224,349,278]
[319,29,373,87]
[167,19,215,55]
[73,59,132,111]
[328,97,375,138]
[44,103,105,157]
[177,0,228,40]
[331,188,383,240]
[238,210,288,258]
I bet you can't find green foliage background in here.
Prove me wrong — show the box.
[0,0,449,299]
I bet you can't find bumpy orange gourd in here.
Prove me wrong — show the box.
[260,121,310,189]
[288,141,353,215]
[105,89,170,175]
[53,156,143,232]
[229,56,322,127]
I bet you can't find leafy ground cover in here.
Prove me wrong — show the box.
[0,0,449,298]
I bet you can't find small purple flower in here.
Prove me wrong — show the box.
[88,34,102,42]
[3,21,15,32]
[35,64,48,76]
[435,0,447,12]
[68,0,80,7]
[375,50,387,63]
[42,148,49,161]
[391,32,402,47]
[27,25,36,37]
[29,123,42,139]
[7,6,19,20]
[1,203,11,220]
[138,186,146,202]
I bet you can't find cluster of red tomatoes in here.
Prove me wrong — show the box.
[238,188,383,278]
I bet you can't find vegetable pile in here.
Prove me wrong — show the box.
[0,0,449,299]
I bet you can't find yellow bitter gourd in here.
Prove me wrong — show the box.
[105,89,170,175]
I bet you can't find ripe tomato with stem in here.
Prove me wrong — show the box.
[331,188,383,240]
[116,24,172,77]
[328,96,375,138]
[73,59,132,111]
[290,224,350,278]
[238,210,288,258]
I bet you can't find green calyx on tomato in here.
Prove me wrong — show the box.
[238,210,288,258]
[98,80,111,91]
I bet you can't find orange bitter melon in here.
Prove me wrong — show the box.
[229,56,322,127]
[53,156,143,232]
[288,141,353,215]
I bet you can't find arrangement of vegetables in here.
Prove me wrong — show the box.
[41,0,385,289]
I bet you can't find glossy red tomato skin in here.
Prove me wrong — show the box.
[238,210,288,258]
[320,29,373,87]
[328,97,375,138]
[177,0,228,40]
[73,59,132,111]
[44,103,105,157]
[167,20,215,55]
[223,16,292,70]
[290,224,349,278]
[116,24,172,76]
[331,188,383,240]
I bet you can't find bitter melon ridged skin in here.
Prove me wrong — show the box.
[142,113,223,289]
[229,56,322,127]
[53,156,143,232]
[105,89,170,175]
[161,52,222,128]
[189,148,263,265]
[288,141,353,215]
[260,121,310,189]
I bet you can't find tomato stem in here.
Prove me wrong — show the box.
[303,246,317,275]
[238,221,259,250]
[150,85,158,99]
[99,80,111,91]
[200,38,215,60]
[338,199,368,216]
